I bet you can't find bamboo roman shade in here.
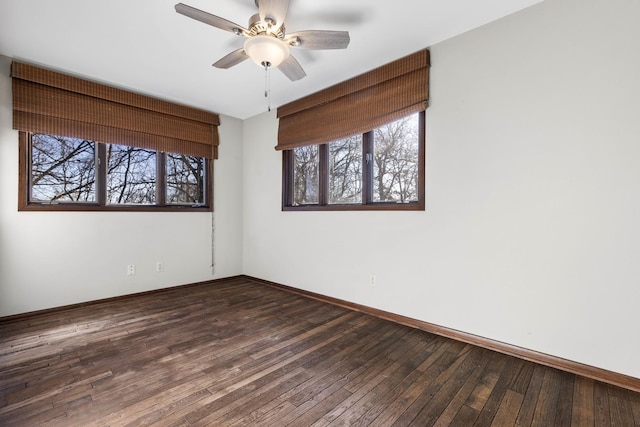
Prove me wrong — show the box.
[11,62,220,159]
[276,49,429,150]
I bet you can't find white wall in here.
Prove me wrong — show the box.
[242,0,640,378]
[0,55,244,316]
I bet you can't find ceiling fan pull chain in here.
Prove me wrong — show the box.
[264,62,272,112]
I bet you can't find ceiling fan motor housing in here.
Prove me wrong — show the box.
[248,13,285,38]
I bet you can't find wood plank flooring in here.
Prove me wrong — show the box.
[1,277,639,426]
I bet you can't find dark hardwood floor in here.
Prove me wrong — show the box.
[1,277,639,426]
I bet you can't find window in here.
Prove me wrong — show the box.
[283,111,425,210]
[30,134,97,203]
[329,135,362,204]
[292,145,320,205]
[165,153,207,205]
[277,49,429,211]
[11,61,219,211]
[107,144,157,205]
[372,112,421,204]
[20,132,211,211]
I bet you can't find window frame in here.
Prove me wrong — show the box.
[18,132,213,212]
[282,111,425,211]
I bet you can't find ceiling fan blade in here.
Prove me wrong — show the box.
[256,0,289,30]
[286,30,350,50]
[213,49,249,69]
[278,54,306,81]
[175,3,248,35]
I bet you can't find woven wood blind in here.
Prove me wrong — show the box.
[276,49,429,150]
[11,62,220,159]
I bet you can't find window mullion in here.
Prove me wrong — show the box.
[362,131,374,205]
[282,151,292,208]
[157,152,167,206]
[96,143,107,206]
[20,132,32,209]
[418,111,426,209]
[206,158,213,209]
[319,144,329,206]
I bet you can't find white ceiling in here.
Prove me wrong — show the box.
[0,0,542,120]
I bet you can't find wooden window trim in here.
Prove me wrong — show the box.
[282,111,425,212]
[18,132,213,212]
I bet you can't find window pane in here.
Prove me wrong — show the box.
[30,134,96,202]
[107,144,156,205]
[373,114,420,203]
[166,153,206,205]
[293,145,319,205]
[329,136,362,204]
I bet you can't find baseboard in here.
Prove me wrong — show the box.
[3,274,638,393]
[0,276,245,324]
[243,275,640,394]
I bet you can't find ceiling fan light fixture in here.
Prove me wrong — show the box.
[176,1,350,81]
[244,34,289,68]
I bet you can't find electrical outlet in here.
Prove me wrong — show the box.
[369,274,376,287]
[156,262,164,272]
[127,264,135,276]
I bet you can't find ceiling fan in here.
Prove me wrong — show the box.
[175,0,350,81]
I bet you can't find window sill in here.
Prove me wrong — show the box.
[282,202,424,212]
[18,203,212,212]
